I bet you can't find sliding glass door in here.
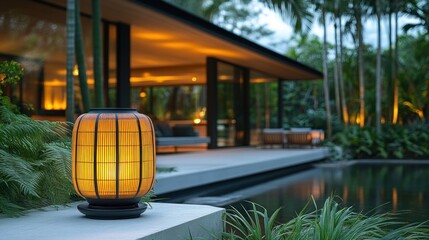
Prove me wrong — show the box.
[216,62,245,147]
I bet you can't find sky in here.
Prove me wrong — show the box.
[252,2,422,54]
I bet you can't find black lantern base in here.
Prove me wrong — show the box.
[77,202,147,219]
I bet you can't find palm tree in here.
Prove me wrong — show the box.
[401,0,429,122]
[345,0,368,127]
[66,0,75,122]
[331,0,347,124]
[333,18,341,120]
[92,0,104,107]
[375,0,382,133]
[322,0,332,138]
[338,1,349,125]
[259,0,313,33]
[387,0,393,123]
[393,0,399,124]
[75,0,91,112]
[356,2,365,127]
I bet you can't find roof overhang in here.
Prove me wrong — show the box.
[40,0,323,81]
[131,0,323,80]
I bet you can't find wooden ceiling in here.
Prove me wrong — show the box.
[40,0,322,84]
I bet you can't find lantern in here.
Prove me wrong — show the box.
[72,108,156,219]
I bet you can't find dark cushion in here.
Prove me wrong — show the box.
[154,126,163,137]
[155,122,174,137]
[172,124,198,137]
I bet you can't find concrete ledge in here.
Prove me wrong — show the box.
[155,148,329,194]
[0,202,224,240]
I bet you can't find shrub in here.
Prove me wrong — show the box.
[0,106,73,216]
[223,196,429,239]
[331,125,429,159]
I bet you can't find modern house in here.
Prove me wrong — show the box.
[0,0,322,149]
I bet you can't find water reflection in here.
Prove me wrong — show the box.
[229,164,429,223]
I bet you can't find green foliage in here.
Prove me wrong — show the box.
[0,61,24,111]
[223,196,429,239]
[0,106,74,216]
[332,125,429,159]
[0,60,24,87]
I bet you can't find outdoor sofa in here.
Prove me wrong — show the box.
[261,128,324,148]
[154,122,210,150]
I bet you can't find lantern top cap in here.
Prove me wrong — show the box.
[89,108,137,113]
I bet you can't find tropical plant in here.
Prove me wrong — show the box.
[260,0,313,33]
[0,60,24,112]
[332,125,429,159]
[0,106,73,217]
[224,196,429,239]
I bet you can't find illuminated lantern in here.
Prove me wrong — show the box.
[72,109,156,219]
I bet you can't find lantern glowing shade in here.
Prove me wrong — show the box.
[72,108,156,219]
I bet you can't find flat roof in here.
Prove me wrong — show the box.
[133,0,323,80]
[41,0,323,81]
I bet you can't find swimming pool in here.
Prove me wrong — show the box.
[225,162,429,223]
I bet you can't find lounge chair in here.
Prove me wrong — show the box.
[261,128,286,148]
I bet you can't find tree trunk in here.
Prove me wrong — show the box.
[387,0,393,123]
[333,21,341,120]
[393,0,399,124]
[338,14,349,125]
[322,3,332,138]
[92,0,104,107]
[75,0,91,112]
[357,11,365,127]
[426,80,429,123]
[376,0,382,133]
[66,0,75,122]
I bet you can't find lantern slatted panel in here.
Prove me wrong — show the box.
[72,109,156,201]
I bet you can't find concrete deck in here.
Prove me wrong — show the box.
[155,147,329,195]
[0,202,224,240]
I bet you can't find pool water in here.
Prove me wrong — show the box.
[227,163,429,224]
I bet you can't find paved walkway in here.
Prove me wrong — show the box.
[155,147,329,194]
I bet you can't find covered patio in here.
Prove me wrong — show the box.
[155,147,329,195]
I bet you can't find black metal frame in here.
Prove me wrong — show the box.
[206,57,253,148]
[278,79,284,128]
[206,57,218,149]
[116,23,131,108]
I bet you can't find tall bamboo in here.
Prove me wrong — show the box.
[92,0,104,107]
[66,0,75,122]
[75,0,91,112]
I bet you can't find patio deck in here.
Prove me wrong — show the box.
[155,147,329,195]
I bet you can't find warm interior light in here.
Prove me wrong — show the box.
[72,108,156,219]
[73,65,79,76]
[139,91,147,98]
[193,118,201,124]
[43,79,66,110]
[191,77,197,82]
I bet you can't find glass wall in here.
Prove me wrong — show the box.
[0,1,98,119]
[131,85,206,122]
[249,71,278,146]
[217,62,245,147]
